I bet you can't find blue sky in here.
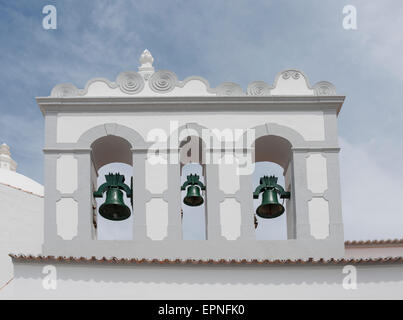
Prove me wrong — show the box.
[0,1,402,240]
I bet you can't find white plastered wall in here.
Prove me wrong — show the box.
[220,199,241,240]
[56,199,78,240]
[0,184,43,288]
[4,262,403,299]
[56,155,79,240]
[218,154,240,195]
[284,161,295,239]
[56,155,78,194]
[306,154,329,239]
[56,112,325,144]
[54,110,334,244]
[146,199,168,240]
[218,154,241,240]
[145,154,168,194]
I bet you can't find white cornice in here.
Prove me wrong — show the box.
[36,95,345,116]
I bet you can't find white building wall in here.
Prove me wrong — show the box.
[345,246,403,259]
[2,262,403,299]
[0,184,43,288]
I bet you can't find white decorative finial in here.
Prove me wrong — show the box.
[0,143,17,172]
[139,49,154,66]
[138,49,155,80]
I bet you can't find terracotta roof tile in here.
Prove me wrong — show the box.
[345,239,403,246]
[0,182,43,198]
[9,254,403,266]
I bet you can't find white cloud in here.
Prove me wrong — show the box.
[0,113,43,182]
[353,1,403,81]
[340,138,403,240]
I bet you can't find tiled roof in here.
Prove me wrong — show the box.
[0,182,43,198]
[9,254,403,265]
[345,239,403,246]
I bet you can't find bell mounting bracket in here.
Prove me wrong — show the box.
[180,174,206,191]
[93,173,133,201]
[253,175,290,199]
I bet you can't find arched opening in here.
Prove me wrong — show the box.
[253,135,293,240]
[179,135,207,240]
[91,135,133,240]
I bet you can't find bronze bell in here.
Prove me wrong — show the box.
[253,175,290,219]
[93,173,133,221]
[181,174,206,207]
[256,188,285,219]
[183,185,204,207]
[99,187,131,221]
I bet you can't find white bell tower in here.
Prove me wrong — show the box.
[37,50,346,261]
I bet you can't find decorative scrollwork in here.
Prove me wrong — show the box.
[282,71,290,80]
[247,81,271,96]
[282,70,300,80]
[116,71,144,94]
[50,83,79,98]
[149,70,178,93]
[216,82,243,96]
[313,81,336,96]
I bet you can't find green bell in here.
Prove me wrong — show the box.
[253,175,290,219]
[183,185,204,207]
[99,187,131,221]
[93,173,133,221]
[181,174,206,207]
[256,188,285,219]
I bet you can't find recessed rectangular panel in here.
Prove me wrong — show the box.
[56,198,78,240]
[308,198,330,239]
[220,199,241,240]
[306,154,328,194]
[218,154,240,194]
[145,155,168,194]
[56,155,78,194]
[146,199,168,240]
